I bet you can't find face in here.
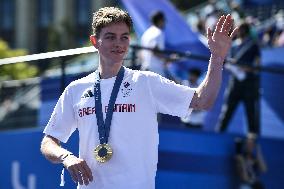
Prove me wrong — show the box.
[93,22,130,66]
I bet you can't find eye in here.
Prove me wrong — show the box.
[105,36,115,40]
[122,36,129,41]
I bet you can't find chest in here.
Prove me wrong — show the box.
[73,79,152,127]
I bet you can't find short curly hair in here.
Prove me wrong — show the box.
[92,7,133,37]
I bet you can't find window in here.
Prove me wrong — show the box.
[0,0,15,46]
[0,0,15,30]
[38,0,53,27]
[76,0,91,25]
[75,0,92,45]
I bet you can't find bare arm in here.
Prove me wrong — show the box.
[40,135,93,185]
[40,135,72,163]
[190,15,238,110]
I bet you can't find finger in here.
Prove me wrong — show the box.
[215,15,225,33]
[221,14,232,32]
[68,167,79,184]
[77,164,89,185]
[82,174,90,186]
[74,165,84,185]
[207,27,212,43]
[230,27,239,38]
[78,163,93,185]
[224,16,234,34]
[82,161,93,182]
[77,170,84,185]
[70,165,83,185]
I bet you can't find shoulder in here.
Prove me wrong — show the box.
[125,67,160,77]
[142,26,163,38]
[124,67,164,84]
[67,72,95,91]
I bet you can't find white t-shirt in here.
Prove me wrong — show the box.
[44,67,195,189]
[141,25,165,76]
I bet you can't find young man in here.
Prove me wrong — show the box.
[40,7,237,189]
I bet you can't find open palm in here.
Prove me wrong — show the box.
[207,15,238,61]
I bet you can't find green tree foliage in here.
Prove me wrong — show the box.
[0,39,38,80]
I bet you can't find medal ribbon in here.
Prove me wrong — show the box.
[94,66,125,144]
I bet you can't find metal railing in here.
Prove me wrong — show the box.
[1,44,284,131]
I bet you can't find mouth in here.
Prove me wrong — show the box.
[111,50,125,55]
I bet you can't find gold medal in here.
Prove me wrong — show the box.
[94,143,113,163]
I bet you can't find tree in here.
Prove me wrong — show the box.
[0,39,38,80]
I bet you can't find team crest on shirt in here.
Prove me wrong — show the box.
[121,81,133,97]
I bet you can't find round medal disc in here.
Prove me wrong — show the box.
[94,143,113,163]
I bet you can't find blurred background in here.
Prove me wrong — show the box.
[1,0,284,188]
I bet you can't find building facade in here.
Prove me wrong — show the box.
[0,0,116,53]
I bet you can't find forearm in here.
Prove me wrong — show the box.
[40,135,72,164]
[190,55,223,110]
[41,135,93,185]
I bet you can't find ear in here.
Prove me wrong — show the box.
[90,35,97,47]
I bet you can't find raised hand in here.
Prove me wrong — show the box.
[207,14,238,61]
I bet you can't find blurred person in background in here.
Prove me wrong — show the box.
[205,9,220,32]
[181,68,206,128]
[40,6,238,189]
[275,29,284,47]
[261,25,276,47]
[216,21,261,136]
[273,10,284,47]
[235,133,267,189]
[140,10,168,76]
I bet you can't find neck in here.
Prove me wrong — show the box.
[99,62,122,79]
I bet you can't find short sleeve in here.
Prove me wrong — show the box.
[43,84,77,143]
[147,72,195,118]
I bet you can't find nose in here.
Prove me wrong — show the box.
[113,41,128,52]
[114,38,125,47]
